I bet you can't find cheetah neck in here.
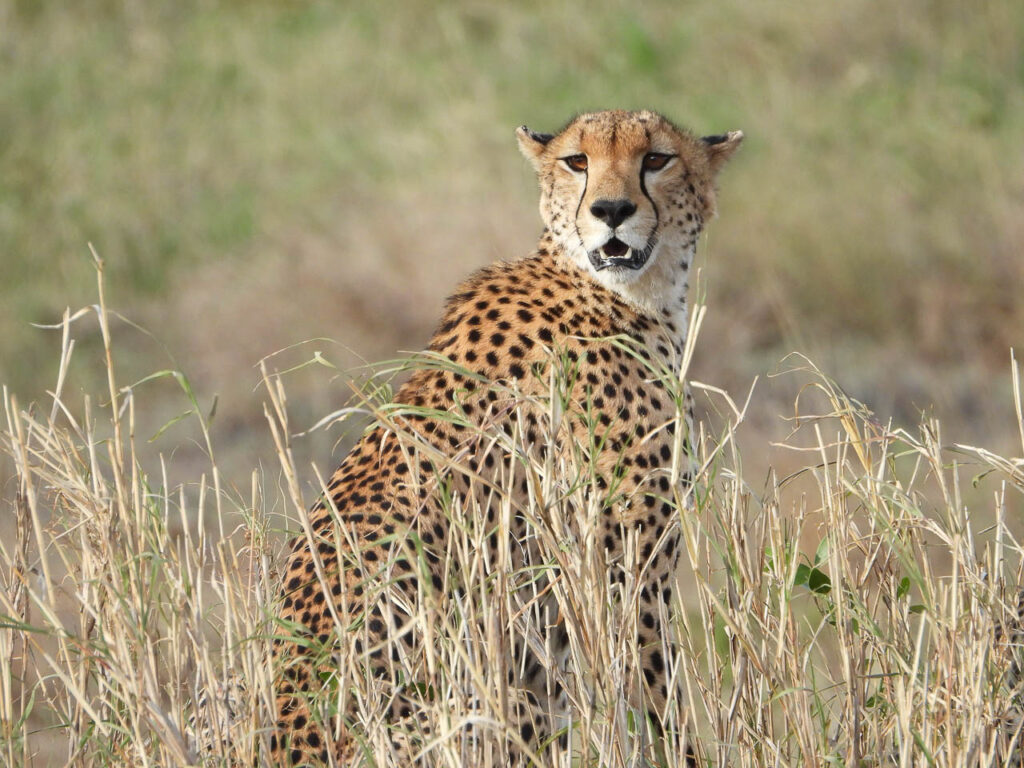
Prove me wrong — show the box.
[542,231,692,350]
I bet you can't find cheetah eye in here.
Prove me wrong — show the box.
[561,154,588,173]
[642,153,674,171]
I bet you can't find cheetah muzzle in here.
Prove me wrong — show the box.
[590,233,658,272]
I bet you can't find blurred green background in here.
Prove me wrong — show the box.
[2,0,1022,490]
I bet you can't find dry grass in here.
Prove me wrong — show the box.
[2,263,1024,766]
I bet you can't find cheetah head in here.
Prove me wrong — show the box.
[518,110,742,310]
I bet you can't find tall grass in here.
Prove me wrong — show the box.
[0,259,277,767]
[2,263,1023,766]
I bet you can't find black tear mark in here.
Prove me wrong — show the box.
[574,163,589,255]
[639,164,660,232]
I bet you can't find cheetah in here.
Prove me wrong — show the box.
[270,110,743,766]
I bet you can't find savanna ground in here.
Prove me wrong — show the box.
[2,1,1024,765]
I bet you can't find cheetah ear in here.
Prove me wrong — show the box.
[701,130,744,175]
[516,126,553,172]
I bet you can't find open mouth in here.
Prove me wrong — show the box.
[588,237,650,272]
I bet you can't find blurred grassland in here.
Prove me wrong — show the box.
[1,0,1023,488]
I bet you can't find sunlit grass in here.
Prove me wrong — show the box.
[2,264,1023,766]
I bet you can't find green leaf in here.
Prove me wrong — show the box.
[814,537,830,566]
[807,567,831,595]
[897,576,911,599]
[795,562,831,594]
[794,563,811,587]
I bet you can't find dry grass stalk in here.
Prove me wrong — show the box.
[1,266,1023,766]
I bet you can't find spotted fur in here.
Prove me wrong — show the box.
[996,591,1024,764]
[269,110,743,765]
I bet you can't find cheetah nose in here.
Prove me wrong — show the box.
[589,198,637,229]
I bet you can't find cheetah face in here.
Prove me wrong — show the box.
[518,110,742,297]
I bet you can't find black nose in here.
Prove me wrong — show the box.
[589,198,637,229]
